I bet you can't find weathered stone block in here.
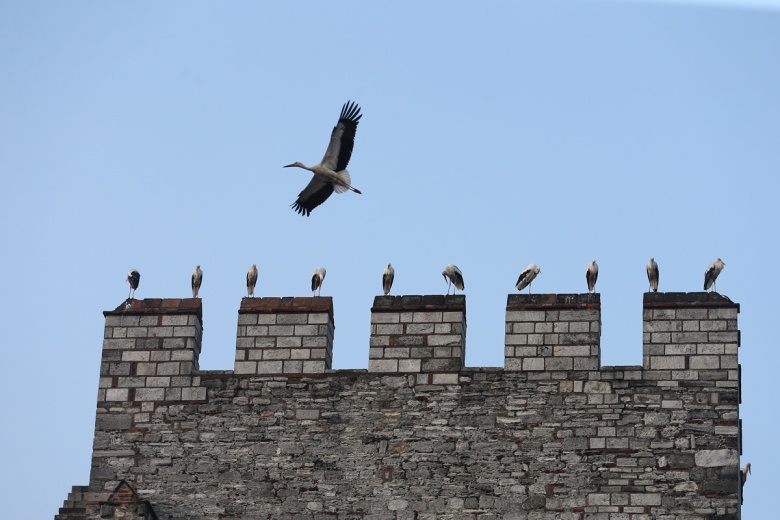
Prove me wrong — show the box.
[257,361,284,374]
[689,356,719,370]
[371,313,400,324]
[368,359,398,372]
[695,449,739,467]
[398,359,421,372]
[234,361,257,374]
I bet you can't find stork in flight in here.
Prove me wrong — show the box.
[586,260,598,293]
[286,101,363,216]
[703,258,725,292]
[442,264,464,295]
[127,269,140,299]
[516,264,541,293]
[312,267,326,296]
[647,258,659,292]
[247,264,258,297]
[383,263,395,295]
[191,265,203,298]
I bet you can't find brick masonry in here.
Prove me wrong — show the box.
[369,295,466,374]
[59,292,743,519]
[235,296,334,375]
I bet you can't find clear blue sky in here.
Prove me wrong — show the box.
[1,1,778,517]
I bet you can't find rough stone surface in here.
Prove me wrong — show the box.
[59,292,743,519]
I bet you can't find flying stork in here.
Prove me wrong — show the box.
[442,264,464,295]
[586,260,598,293]
[383,263,394,295]
[703,258,725,292]
[191,265,203,298]
[312,267,327,297]
[247,264,258,297]
[515,264,541,293]
[286,101,363,216]
[127,269,140,299]
[647,258,659,292]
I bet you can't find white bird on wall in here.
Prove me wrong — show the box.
[191,265,203,298]
[312,267,327,296]
[383,263,394,295]
[247,264,258,297]
[740,462,751,504]
[286,101,363,216]
[442,264,465,295]
[516,264,541,293]
[647,258,659,293]
[703,258,725,292]
[586,260,598,293]
[127,269,140,300]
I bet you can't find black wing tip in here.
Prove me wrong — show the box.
[340,100,362,123]
[290,201,312,217]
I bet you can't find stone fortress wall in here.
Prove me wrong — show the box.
[56,291,743,519]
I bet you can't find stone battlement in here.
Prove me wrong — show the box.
[60,291,743,519]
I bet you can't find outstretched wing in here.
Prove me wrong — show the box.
[291,175,335,216]
[320,101,362,172]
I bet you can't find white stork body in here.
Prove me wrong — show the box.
[703,258,725,292]
[442,264,464,295]
[191,265,203,298]
[312,267,327,296]
[287,101,363,216]
[586,260,598,293]
[516,264,541,293]
[647,258,659,292]
[740,462,751,504]
[247,264,258,297]
[127,269,140,299]
[383,263,395,295]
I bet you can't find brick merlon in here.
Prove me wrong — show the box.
[371,295,466,313]
[239,296,333,316]
[104,298,203,320]
[506,293,600,311]
[643,292,739,311]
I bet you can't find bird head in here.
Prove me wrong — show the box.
[284,162,305,169]
[746,462,751,474]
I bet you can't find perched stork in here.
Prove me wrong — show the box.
[647,258,659,292]
[703,258,725,292]
[191,265,203,298]
[515,264,541,293]
[586,260,598,293]
[311,267,327,296]
[442,264,464,295]
[247,264,258,297]
[286,101,363,216]
[127,269,140,299]
[740,462,751,504]
[382,263,395,295]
